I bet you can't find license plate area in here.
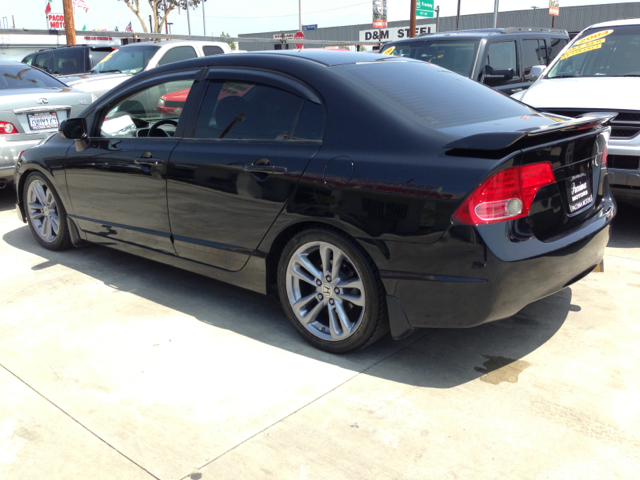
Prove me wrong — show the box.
[566,171,594,214]
[27,112,59,130]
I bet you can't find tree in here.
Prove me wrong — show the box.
[119,0,206,34]
[220,31,236,51]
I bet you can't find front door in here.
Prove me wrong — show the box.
[64,73,196,253]
[167,76,325,271]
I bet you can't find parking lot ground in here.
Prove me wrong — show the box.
[1,186,639,480]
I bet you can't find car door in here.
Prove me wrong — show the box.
[64,70,197,253]
[167,70,324,271]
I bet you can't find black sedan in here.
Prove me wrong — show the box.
[14,51,615,353]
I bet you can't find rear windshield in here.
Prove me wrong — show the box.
[547,25,640,78]
[90,45,160,74]
[382,40,480,78]
[335,60,531,129]
[0,65,66,89]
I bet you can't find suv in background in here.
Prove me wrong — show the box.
[512,18,640,208]
[59,40,232,99]
[22,45,116,76]
[381,27,569,95]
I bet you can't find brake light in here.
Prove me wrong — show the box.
[0,121,17,134]
[602,144,608,169]
[453,162,556,225]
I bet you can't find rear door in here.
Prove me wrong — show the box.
[167,70,324,271]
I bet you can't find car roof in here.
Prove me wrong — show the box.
[225,50,403,66]
[388,27,568,44]
[586,17,640,29]
[121,40,224,49]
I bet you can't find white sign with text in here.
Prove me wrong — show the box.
[359,24,437,42]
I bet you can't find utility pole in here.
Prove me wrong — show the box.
[409,0,416,37]
[299,0,302,31]
[435,5,440,33]
[456,0,461,30]
[202,0,206,35]
[493,0,499,28]
[62,0,76,45]
[164,0,169,33]
[186,1,191,35]
[149,14,153,32]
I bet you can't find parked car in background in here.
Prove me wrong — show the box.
[512,18,640,207]
[22,45,117,76]
[381,27,569,95]
[0,61,94,187]
[15,51,614,353]
[59,40,232,99]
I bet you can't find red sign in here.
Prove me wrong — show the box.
[48,13,65,30]
[294,31,305,49]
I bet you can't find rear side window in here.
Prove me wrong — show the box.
[0,65,66,89]
[157,46,197,66]
[486,41,518,75]
[203,45,225,56]
[293,102,324,140]
[194,80,307,140]
[336,61,532,129]
[34,53,51,73]
[51,48,86,75]
[548,38,568,61]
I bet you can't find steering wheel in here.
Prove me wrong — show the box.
[148,119,179,137]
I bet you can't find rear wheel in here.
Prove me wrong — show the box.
[277,228,388,353]
[24,172,72,251]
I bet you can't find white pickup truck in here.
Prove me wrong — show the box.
[59,40,232,98]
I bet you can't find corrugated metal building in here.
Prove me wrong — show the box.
[239,2,640,51]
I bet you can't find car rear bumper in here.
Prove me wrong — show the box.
[0,135,51,180]
[381,199,613,330]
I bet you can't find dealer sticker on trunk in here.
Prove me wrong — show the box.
[568,172,594,213]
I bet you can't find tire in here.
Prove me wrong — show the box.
[277,227,389,353]
[23,172,73,251]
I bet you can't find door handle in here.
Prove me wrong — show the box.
[244,164,287,175]
[134,158,163,167]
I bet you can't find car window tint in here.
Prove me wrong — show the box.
[34,53,50,72]
[0,65,66,89]
[522,39,542,75]
[548,38,568,61]
[194,80,305,140]
[486,41,517,75]
[203,45,224,56]
[385,41,479,78]
[51,48,85,75]
[336,61,532,130]
[293,101,324,140]
[100,78,194,138]
[157,46,197,66]
[23,54,35,65]
[90,49,114,68]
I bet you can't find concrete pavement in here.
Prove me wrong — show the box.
[1,186,638,479]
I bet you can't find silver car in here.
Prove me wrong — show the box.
[512,18,640,207]
[0,61,94,186]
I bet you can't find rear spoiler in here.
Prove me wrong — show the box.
[443,113,617,152]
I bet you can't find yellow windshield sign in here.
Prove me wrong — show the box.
[560,30,614,60]
[573,29,614,46]
[98,50,117,65]
[382,46,395,55]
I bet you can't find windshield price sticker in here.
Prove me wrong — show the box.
[561,39,606,60]
[573,29,614,47]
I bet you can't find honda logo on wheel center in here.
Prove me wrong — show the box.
[322,284,332,296]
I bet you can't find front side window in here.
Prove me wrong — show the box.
[522,39,546,75]
[0,65,66,89]
[194,80,317,141]
[383,40,479,78]
[548,38,568,61]
[90,49,115,68]
[157,46,197,67]
[99,78,194,138]
[486,41,518,75]
[34,53,51,73]
[23,54,35,66]
[547,26,640,78]
[90,45,160,74]
[51,48,85,75]
[203,45,225,56]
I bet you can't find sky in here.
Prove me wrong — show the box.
[2,0,639,37]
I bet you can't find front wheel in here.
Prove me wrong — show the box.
[23,172,72,251]
[277,228,389,353]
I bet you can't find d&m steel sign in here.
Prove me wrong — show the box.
[359,24,436,42]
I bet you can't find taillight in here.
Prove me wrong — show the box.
[453,162,556,225]
[0,121,17,134]
[602,144,608,169]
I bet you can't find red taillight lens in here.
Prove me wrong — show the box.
[0,121,17,134]
[602,144,608,168]
[453,162,556,225]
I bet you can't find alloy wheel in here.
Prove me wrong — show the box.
[27,180,59,243]
[285,241,366,341]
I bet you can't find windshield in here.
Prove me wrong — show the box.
[0,65,66,89]
[547,25,640,78]
[382,40,480,77]
[90,45,160,74]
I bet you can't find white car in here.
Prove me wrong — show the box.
[512,18,640,207]
[59,40,232,99]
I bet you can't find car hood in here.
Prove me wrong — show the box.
[516,77,640,110]
[60,72,132,86]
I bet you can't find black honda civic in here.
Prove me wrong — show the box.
[14,50,615,353]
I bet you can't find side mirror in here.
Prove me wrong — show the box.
[483,69,515,85]
[527,65,546,82]
[59,118,89,152]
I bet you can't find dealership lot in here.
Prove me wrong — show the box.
[0,185,638,478]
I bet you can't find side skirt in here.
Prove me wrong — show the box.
[84,232,268,295]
